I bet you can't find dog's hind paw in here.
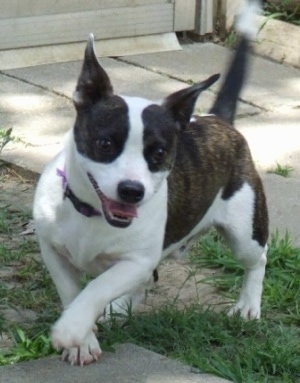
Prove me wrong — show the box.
[228,299,261,320]
[61,331,102,366]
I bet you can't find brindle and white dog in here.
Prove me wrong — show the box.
[33,0,268,366]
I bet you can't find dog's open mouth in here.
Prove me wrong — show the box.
[88,173,137,228]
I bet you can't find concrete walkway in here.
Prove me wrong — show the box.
[0,41,299,382]
[1,344,230,383]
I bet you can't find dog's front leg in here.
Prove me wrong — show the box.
[40,240,102,365]
[51,258,154,358]
[39,240,82,306]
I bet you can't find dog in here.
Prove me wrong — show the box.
[33,0,268,366]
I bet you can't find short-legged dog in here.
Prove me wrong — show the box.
[33,0,268,366]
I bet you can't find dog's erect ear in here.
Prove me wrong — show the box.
[73,34,113,110]
[163,73,220,129]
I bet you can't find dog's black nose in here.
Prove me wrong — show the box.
[118,180,145,204]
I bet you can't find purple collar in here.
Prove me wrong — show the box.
[56,168,101,218]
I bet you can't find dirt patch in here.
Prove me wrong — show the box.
[139,260,224,312]
[0,167,35,211]
[0,165,225,351]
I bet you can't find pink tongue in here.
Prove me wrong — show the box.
[105,198,138,218]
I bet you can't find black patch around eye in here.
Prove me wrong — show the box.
[74,95,129,163]
[142,104,178,172]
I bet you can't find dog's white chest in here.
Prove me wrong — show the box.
[55,214,128,272]
[53,186,167,273]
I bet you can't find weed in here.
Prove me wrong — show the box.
[225,31,238,48]
[267,163,293,177]
[0,328,54,365]
[0,128,22,155]
[263,0,300,26]
[0,128,13,154]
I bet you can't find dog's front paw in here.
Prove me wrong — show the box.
[61,331,102,366]
[51,313,93,350]
[228,297,261,320]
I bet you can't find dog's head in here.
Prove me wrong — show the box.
[72,35,219,228]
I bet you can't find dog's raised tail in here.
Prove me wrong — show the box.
[209,0,261,126]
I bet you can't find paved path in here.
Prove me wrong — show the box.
[1,344,231,383]
[0,41,299,382]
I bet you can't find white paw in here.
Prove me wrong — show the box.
[228,297,261,320]
[51,312,93,350]
[61,331,102,366]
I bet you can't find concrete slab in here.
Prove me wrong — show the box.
[4,51,260,116]
[0,74,73,146]
[0,343,231,383]
[0,73,73,173]
[263,174,300,247]
[124,43,300,112]
[238,109,300,178]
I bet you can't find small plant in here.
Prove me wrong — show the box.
[0,128,23,171]
[0,128,14,154]
[0,328,54,365]
[225,31,238,48]
[267,162,294,177]
[263,0,300,26]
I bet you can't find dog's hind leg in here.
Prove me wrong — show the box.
[216,181,268,319]
[227,243,267,319]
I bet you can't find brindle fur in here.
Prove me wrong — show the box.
[165,115,268,248]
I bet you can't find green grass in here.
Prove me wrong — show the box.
[1,200,299,382]
[0,329,53,365]
[225,31,238,48]
[98,306,299,383]
[191,231,300,323]
[0,208,32,236]
[264,1,300,26]
[267,163,294,178]
[0,128,13,154]
[98,232,300,382]
[0,203,60,364]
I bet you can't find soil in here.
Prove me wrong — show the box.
[0,165,225,351]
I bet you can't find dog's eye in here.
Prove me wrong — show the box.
[96,138,113,153]
[152,147,167,164]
